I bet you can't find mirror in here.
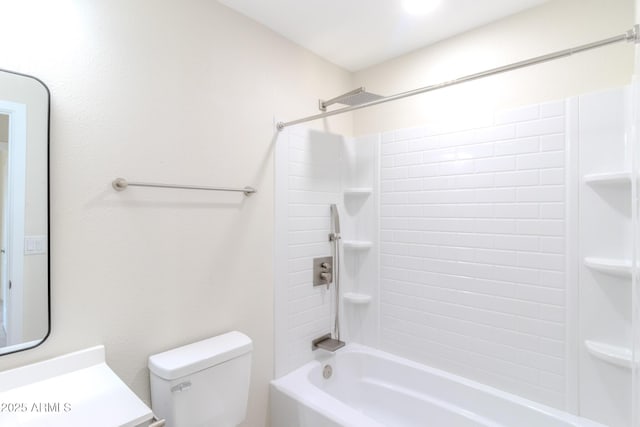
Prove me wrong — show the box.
[0,69,49,356]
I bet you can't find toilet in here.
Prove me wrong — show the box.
[148,331,253,427]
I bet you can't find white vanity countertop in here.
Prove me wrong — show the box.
[0,346,153,427]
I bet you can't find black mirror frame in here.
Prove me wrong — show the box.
[0,68,50,357]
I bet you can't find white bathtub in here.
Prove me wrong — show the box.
[271,344,604,427]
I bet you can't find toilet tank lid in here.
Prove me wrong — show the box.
[148,331,252,380]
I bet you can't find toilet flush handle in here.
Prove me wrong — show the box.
[170,381,192,393]
[149,416,166,427]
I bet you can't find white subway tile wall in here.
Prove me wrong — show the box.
[379,100,567,408]
[279,128,344,375]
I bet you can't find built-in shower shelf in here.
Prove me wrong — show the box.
[585,340,633,369]
[344,187,373,196]
[583,257,632,278]
[583,171,632,186]
[343,240,373,250]
[343,292,372,305]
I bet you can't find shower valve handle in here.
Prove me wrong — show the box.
[313,256,334,288]
[320,272,332,283]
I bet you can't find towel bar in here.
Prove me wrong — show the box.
[112,177,256,197]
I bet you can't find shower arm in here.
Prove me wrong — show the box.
[277,25,639,131]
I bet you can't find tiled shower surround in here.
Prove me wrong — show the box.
[378,102,567,408]
[276,98,575,411]
[275,129,345,377]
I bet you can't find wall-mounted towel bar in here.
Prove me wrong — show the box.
[112,177,257,197]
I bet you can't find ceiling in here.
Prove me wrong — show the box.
[217,0,550,71]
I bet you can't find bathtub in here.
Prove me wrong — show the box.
[270,344,604,427]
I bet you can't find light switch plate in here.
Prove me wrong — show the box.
[24,235,47,255]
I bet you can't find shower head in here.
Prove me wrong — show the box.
[330,204,341,236]
[336,91,385,106]
[319,87,384,112]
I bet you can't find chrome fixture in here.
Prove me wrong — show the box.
[276,25,640,130]
[318,87,384,112]
[311,204,346,352]
[330,203,341,240]
[329,204,342,343]
[112,177,257,197]
[313,256,333,288]
[322,364,333,379]
[312,333,345,352]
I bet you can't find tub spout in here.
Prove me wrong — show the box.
[312,333,345,352]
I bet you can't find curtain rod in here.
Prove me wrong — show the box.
[276,25,639,131]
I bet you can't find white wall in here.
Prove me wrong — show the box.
[0,1,352,426]
[353,0,635,135]
[575,87,633,427]
[274,128,345,376]
[274,129,379,377]
[378,100,569,409]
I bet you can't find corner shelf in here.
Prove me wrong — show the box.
[343,240,373,250]
[343,292,372,305]
[585,340,633,369]
[583,171,632,186]
[344,187,373,198]
[583,257,632,278]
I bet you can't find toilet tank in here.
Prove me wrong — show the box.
[148,331,252,427]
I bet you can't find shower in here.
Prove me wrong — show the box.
[311,204,345,352]
[274,23,640,427]
[276,25,639,131]
[318,87,384,112]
